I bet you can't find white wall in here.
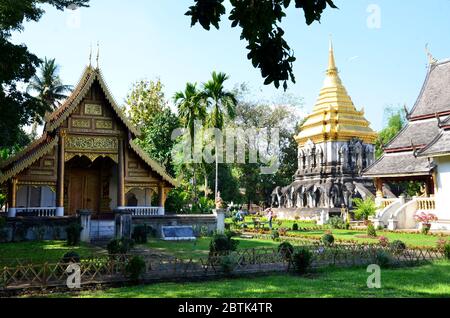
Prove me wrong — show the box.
[435,156,450,220]
[126,188,153,206]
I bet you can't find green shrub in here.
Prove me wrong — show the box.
[321,233,335,246]
[224,229,238,238]
[444,243,450,260]
[66,223,82,246]
[328,216,345,229]
[292,223,299,231]
[271,229,280,241]
[292,248,313,274]
[107,238,135,255]
[352,198,377,220]
[126,256,146,281]
[375,250,392,268]
[132,225,149,244]
[62,251,81,264]
[209,234,239,254]
[193,225,210,238]
[278,242,294,261]
[220,253,239,275]
[367,223,377,238]
[390,240,406,254]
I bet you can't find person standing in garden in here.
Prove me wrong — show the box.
[267,208,274,230]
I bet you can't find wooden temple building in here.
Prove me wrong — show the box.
[0,64,177,219]
[364,54,450,231]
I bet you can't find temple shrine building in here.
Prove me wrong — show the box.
[364,55,450,231]
[0,64,177,220]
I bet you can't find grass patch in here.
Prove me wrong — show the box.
[50,260,450,298]
[144,238,284,260]
[287,229,447,248]
[0,241,103,265]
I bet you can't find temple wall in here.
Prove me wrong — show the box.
[435,156,450,222]
[125,188,153,206]
[16,186,56,208]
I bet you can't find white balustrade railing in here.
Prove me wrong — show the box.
[128,206,165,216]
[16,207,57,217]
[417,197,436,211]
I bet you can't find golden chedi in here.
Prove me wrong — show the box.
[272,40,378,215]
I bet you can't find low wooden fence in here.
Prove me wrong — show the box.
[0,245,445,292]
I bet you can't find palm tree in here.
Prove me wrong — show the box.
[174,82,206,202]
[27,58,72,136]
[201,72,237,201]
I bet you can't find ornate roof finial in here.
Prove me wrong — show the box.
[88,43,92,67]
[425,43,437,66]
[96,41,100,69]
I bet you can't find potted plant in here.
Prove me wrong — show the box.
[414,212,438,235]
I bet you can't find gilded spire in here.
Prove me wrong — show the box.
[295,40,377,147]
[327,37,337,74]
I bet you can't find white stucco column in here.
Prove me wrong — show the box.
[214,209,225,234]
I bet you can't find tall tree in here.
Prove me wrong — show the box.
[27,57,73,137]
[125,79,167,128]
[0,0,90,148]
[375,106,407,159]
[174,82,207,201]
[230,98,302,209]
[201,72,237,201]
[186,0,337,90]
[125,79,178,175]
[137,108,180,177]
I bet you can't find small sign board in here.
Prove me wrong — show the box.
[161,226,196,241]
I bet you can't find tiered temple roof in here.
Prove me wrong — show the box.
[295,41,377,147]
[365,58,450,178]
[0,65,177,187]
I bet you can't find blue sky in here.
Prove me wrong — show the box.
[11,0,450,131]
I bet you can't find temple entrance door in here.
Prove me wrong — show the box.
[68,169,100,215]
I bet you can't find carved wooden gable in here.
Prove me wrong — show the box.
[64,80,126,163]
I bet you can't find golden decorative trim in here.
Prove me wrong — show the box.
[65,153,118,163]
[29,170,53,176]
[65,135,118,152]
[125,185,157,193]
[18,182,56,193]
[96,119,113,130]
[72,118,91,128]
[84,103,102,116]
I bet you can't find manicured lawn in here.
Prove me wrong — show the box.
[0,241,104,265]
[228,216,449,248]
[287,229,447,248]
[53,261,450,298]
[231,217,318,230]
[144,237,284,259]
